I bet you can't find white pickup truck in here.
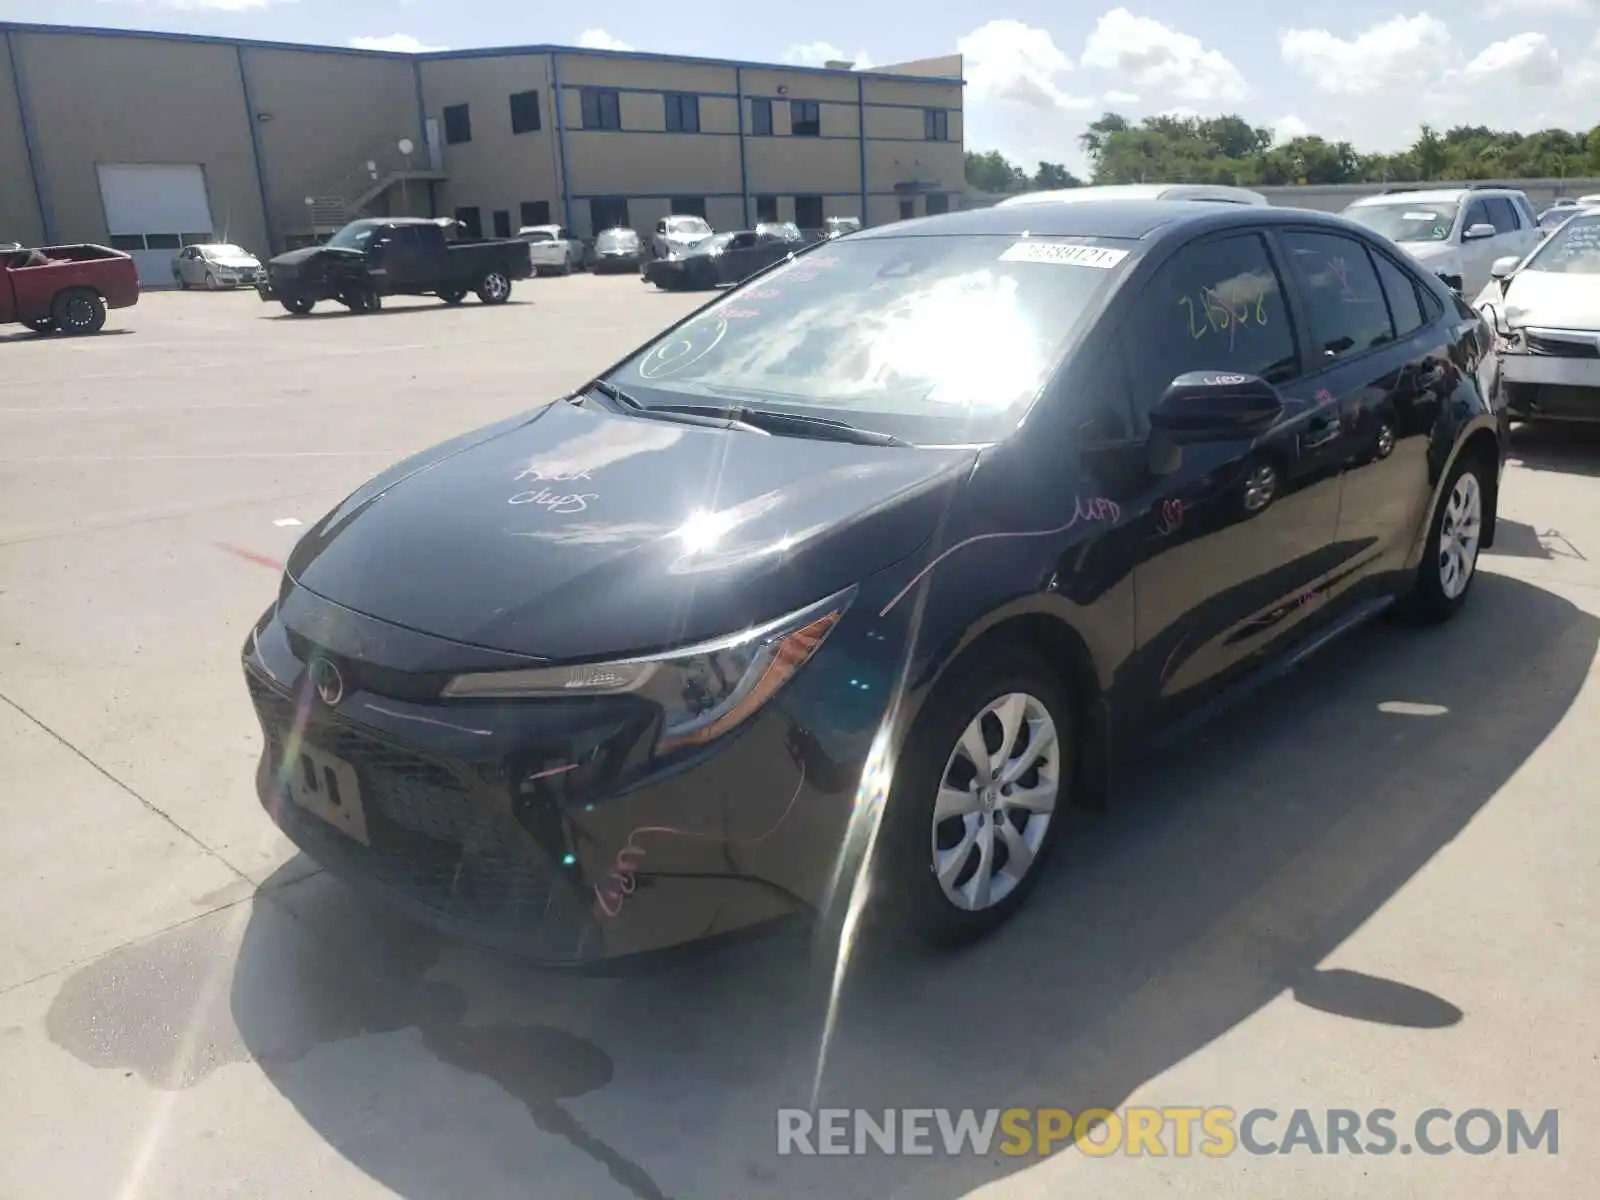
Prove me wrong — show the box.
[516,224,583,276]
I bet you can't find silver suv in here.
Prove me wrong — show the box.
[1342,186,1540,296]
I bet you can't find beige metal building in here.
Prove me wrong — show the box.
[0,21,964,283]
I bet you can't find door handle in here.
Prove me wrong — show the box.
[1304,412,1340,449]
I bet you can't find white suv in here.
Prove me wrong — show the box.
[1342,187,1540,296]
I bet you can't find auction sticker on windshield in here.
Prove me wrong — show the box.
[999,241,1130,269]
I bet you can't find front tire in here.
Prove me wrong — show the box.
[438,290,467,305]
[23,316,55,333]
[205,273,218,291]
[280,297,315,316]
[1400,453,1487,623]
[52,289,107,335]
[477,271,512,304]
[876,645,1074,946]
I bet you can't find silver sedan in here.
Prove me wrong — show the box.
[171,244,264,290]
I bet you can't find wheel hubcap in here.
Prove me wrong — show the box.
[66,298,91,326]
[931,692,1060,912]
[1438,472,1482,600]
[1243,464,1277,511]
[1376,422,1395,458]
[486,274,508,298]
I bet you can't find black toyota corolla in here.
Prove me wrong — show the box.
[244,201,1507,964]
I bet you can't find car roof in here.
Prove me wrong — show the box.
[997,183,1268,207]
[1349,187,1528,207]
[518,223,561,233]
[853,199,1364,244]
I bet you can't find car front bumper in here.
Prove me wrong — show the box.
[242,577,910,965]
[1499,335,1600,420]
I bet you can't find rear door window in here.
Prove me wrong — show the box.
[1281,230,1396,364]
[1371,250,1427,338]
[1484,197,1521,234]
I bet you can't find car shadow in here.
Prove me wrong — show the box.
[0,327,136,344]
[42,572,1595,1199]
[261,300,533,321]
[1508,422,1600,478]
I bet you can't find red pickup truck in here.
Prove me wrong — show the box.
[1,245,140,335]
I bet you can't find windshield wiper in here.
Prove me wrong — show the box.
[583,381,769,434]
[643,402,911,447]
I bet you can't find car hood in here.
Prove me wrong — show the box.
[212,256,261,269]
[269,246,361,271]
[1496,271,1600,330]
[286,400,974,659]
[1398,240,1459,264]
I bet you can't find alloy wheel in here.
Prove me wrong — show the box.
[1438,472,1482,600]
[483,273,509,300]
[1243,462,1279,512]
[1376,422,1395,458]
[931,692,1060,912]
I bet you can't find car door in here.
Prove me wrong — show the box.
[1457,197,1499,294]
[1086,230,1342,723]
[1274,227,1445,602]
[557,227,576,264]
[372,225,430,290]
[716,232,761,282]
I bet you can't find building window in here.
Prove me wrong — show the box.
[755,195,779,223]
[492,210,512,238]
[923,108,949,141]
[443,104,472,145]
[455,206,482,238]
[581,88,622,130]
[751,98,773,136]
[670,197,707,218]
[520,200,551,227]
[664,93,700,133]
[509,90,542,134]
[590,196,630,232]
[794,195,824,229]
[898,199,915,220]
[790,100,821,136]
[925,192,949,215]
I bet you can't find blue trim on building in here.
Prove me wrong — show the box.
[410,58,428,162]
[856,76,868,222]
[577,83,739,101]
[0,22,965,85]
[550,55,573,231]
[570,191,745,200]
[4,29,51,242]
[235,47,276,252]
[564,127,740,138]
[735,67,750,228]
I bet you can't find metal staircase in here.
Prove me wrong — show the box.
[300,140,447,238]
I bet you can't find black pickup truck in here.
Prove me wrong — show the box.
[258,217,533,315]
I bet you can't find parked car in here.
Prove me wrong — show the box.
[1474,207,1600,424]
[257,217,532,315]
[241,200,1504,965]
[171,243,264,290]
[1342,187,1540,297]
[2,243,140,334]
[756,221,805,243]
[591,227,644,274]
[998,183,1269,207]
[518,224,582,276]
[650,215,713,262]
[643,226,804,290]
[823,216,862,239]
[1537,199,1581,234]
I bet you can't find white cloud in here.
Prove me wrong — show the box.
[576,29,634,52]
[783,41,875,70]
[1080,8,1249,104]
[1464,32,1562,86]
[99,0,293,9]
[1103,89,1140,103]
[1279,14,1454,96]
[958,19,1089,110]
[348,34,445,53]
[1271,115,1311,142]
[1482,0,1598,12]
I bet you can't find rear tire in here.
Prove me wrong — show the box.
[23,316,55,333]
[875,644,1075,947]
[477,271,512,304]
[51,289,107,335]
[1397,451,1487,624]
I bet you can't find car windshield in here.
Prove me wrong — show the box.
[758,222,803,241]
[1344,202,1458,243]
[1523,214,1600,274]
[597,229,638,250]
[326,221,380,250]
[691,233,738,254]
[204,244,249,258]
[606,234,1132,444]
[665,217,711,236]
[521,230,554,242]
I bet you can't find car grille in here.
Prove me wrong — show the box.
[1524,331,1600,359]
[246,673,588,948]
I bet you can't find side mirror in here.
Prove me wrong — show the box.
[1490,255,1519,281]
[1150,372,1283,441]
[1463,222,1497,241]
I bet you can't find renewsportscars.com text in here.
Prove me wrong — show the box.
[776,1107,1560,1158]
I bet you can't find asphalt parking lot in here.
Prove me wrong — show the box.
[2,278,1597,1199]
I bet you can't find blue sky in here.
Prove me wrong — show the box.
[7,1,1600,174]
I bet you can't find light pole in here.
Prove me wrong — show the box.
[398,138,415,216]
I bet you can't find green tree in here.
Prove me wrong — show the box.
[1033,162,1081,189]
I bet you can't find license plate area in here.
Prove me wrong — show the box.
[286,742,370,845]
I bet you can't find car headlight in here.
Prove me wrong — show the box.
[440,588,853,752]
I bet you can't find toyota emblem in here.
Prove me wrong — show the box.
[310,658,345,706]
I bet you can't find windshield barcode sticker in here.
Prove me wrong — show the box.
[999,241,1129,269]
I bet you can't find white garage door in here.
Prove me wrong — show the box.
[97,164,215,286]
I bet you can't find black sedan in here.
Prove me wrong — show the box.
[242,201,1506,965]
[643,227,804,290]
